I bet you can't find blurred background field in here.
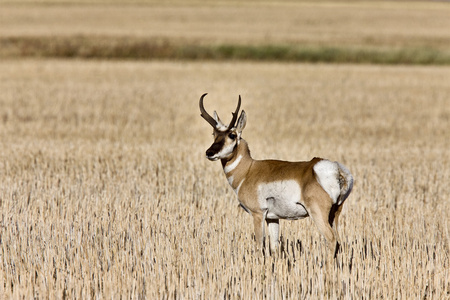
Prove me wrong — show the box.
[1,0,450,63]
[0,1,449,299]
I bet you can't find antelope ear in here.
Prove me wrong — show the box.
[213,111,227,130]
[236,110,246,133]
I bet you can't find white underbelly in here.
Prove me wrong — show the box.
[266,199,309,220]
[258,180,308,220]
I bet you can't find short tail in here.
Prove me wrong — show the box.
[336,162,353,205]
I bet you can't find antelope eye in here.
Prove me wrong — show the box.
[228,133,237,140]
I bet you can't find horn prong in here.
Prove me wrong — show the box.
[227,95,241,130]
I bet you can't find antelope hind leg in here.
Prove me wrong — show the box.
[308,202,339,257]
[330,203,344,246]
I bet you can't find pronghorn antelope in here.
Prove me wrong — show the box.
[199,93,353,256]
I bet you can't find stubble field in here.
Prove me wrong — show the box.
[1,1,450,299]
[1,59,449,298]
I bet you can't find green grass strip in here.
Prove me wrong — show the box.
[2,36,449,65]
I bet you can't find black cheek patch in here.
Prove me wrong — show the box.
[207,136,225,155]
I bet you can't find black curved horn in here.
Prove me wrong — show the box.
[199,93,218,128]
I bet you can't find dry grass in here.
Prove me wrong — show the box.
[0,59,449,298]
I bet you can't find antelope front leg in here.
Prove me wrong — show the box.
[252,211,266,251]
[266,219,280,254]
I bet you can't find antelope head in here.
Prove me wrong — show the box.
[199,93,246,161]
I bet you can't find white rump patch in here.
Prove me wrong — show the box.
[224,155,242,174]
[313,160,341,204]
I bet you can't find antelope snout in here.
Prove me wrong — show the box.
[206,149,217,161]
[206,140,224,161]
